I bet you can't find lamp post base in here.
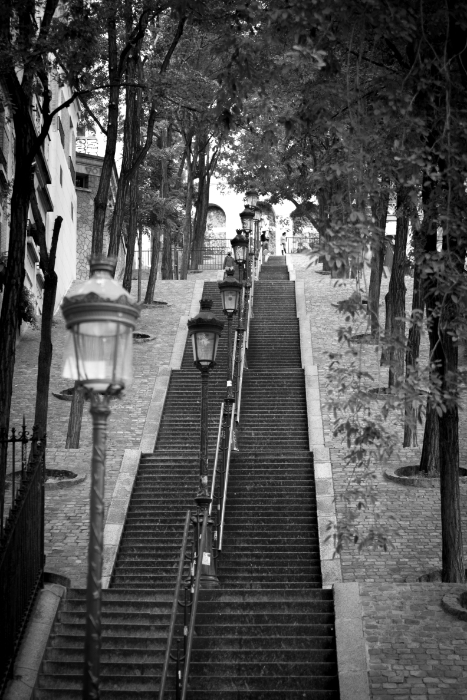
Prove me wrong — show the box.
[193,500,219,589]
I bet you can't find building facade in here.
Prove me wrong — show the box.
[0,78,78,319]
[75,150,118,281]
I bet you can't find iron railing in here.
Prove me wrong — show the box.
[0,422,45,694]
[189,247,226,271]
[158,510,191,700]
[217,403,236,553]
[285,235,319,254]
[158,510,209,700]
[159,261,253,697]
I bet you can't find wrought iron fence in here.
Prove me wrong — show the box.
[140,240,231,272]
[190,247,226,271]
[0,421,45,694]
[286,236,320,253]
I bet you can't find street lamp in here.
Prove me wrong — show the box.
[230,231,249,270]
[244,188,259,209]
[187,299,224,588]
[61,255,140,700]
[218,269,242,396]
[239,206,254,234]
[254,207,262,260]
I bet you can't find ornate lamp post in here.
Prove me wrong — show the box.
[230,231,249,281]
[254,207,262,263]
[187,299,224,587]
[61,256,140,700]
[218,269,242,397]
[239,206,255,235]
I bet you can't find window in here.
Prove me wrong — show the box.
[75,173,89,189]
[60,166,63,186]
[57,116,65,148]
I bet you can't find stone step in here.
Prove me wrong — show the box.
[35,689,339,699]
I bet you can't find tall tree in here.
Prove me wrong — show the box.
[0,0,97,490]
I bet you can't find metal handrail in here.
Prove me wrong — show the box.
[209,402,225,517]
[233,329,238,391]
[218,403,236,552]
[158,510,191,700]
[246,276,254,348]
[180,511,208,699]
[236,341,246,423]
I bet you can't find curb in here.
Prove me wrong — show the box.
[441,592,467,622]
[334,583,371,700]
[45,472,86,490]
[384,464,467,488]
[295,277,342,589]
[3,583,67,700]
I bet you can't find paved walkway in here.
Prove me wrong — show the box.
[291,253,467,699]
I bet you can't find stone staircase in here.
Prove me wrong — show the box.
[184,257,340,698]
[34,261,340,698]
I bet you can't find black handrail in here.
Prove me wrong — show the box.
[218,402,236,553]
[180,510,208,699]
[158,510,191,700]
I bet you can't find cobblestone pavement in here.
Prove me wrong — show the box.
[291,253,467,699]
[361,583,467,699]
[9,274,216,586]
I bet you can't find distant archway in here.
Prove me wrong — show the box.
[206,204,227,240]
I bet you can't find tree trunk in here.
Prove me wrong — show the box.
[180,137,194,280]
[161,231,173,280]
[420,400,439,473]
[34,263,58,440]
[65,383,86,449]
[419,176,439,472]
[30,195,63,439]
[403,190,430,447]
[137,222,143,303]
[0,138,33,507]
[191,137,212,269]
[438,297,465,582]
[107,42,140,258]
[144,226,161,304]
[91,11,120,255]
[368,189,389,337]
[382,186,409,387]
[123,171,139,292]
[402,259,423,446]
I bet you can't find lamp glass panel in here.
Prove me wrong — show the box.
[62,322,133,392]
[240,214,253,232]
[222,288,239,313]
[233,245,247,263]
[245,191,259,207]
[192,331,216,366]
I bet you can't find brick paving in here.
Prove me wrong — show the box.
[9,274,216,586]
[291,253,467,699]
[361,583,467,699]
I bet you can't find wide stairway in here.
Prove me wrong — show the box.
[34,261,339,698]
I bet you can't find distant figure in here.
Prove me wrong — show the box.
[223,251,235,278]
[281,232,287,255]
[260,231,270,262]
